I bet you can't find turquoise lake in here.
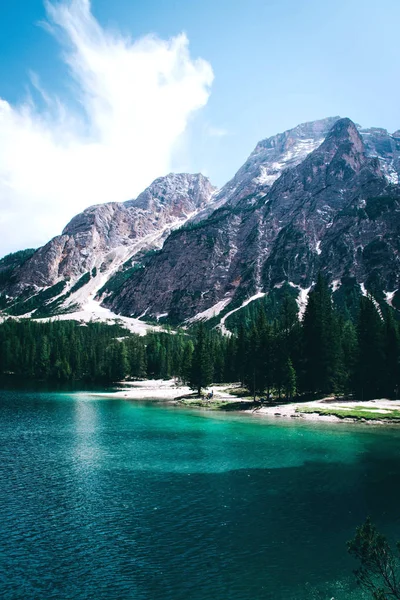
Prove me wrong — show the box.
[1,390,400,599]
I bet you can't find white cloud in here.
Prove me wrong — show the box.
[0,0,213,256]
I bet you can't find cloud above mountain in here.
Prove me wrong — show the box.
[0,0,213,255]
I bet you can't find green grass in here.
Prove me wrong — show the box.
[225,386,250,397]
[178,398,229,410]
[297,406,400,421]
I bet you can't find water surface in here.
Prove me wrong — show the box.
[1,390,400,599]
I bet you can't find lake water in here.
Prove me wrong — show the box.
[1,390,400,600]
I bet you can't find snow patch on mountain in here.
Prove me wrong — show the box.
[186,297,232,324]
[360,127,400,185]
[289,282,313,319]
[385,290,396,307]
[212,117,342,208]
[218,292,266,335]
[34,299,157,336]
[360,282,383,317]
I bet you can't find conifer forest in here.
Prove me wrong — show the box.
[0,275,399,401]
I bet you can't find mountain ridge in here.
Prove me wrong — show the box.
[104,117,400,325]
[1,116,399,329]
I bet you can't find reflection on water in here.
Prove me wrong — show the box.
[72,396,100,463]
[0,390,399,600]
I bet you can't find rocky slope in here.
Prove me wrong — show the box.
[214,116,342,207]
[106,118,400,324]
[1,116,399,327]
[0,173,216,316]
[192,116,341,222]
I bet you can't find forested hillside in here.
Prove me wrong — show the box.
[0,275,398,400]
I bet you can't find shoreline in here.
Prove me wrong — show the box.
[91,380,400,425]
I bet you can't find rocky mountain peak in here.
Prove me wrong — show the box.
[252,116,341,156]
[317,117,368,175]
[326,117,363,144]
[268,118,371,208]
[5,172,216,306]
[209,117,342,210]
[104,116,400,325]
[128,172,216,212]
[2,116,399,325]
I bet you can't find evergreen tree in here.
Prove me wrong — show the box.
[355,296,385,400]
[282,358,297,400]
[180,340,194,384]
[384,310,400,398]
[190,323,213,395]
[338,319,358,395]
[302,274,340,395]
[37,335,51,378]
[235,321,248,387]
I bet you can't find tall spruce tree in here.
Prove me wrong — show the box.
[282,358,297,400]
[190,323,213,395]
[180,340,194,384]
[302,274,340,395]
[235,321,248,387]
[338,319,358,395]
[384,310,400,398]
[355,296,385,400]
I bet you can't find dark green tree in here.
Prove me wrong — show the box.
[338,319,358,394]
[302,274,340,395]
[384,310,400,398]
[355,297,385,400]
[282,358,296,400]
[180,340,194,384]
[348,518,400,599]
[190,323,213,396]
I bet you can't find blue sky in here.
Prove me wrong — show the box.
[0,0,399,254]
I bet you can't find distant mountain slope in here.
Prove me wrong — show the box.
[192,116,342,222]
[105,118,400,324]
[1,116,399,327]
[0,173,216,317]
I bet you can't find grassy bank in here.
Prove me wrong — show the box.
[296,405,400,421]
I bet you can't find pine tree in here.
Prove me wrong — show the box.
[37,335,51,379]
[302,274,340,395]
[338,319,358,395]
[235,321,247,387]
[355,296,385,400]
[282,358,297,400]
[190,323,213,396]
[180,340,194,384]
[384,310,400,398]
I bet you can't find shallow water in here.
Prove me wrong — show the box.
[1,390,400,599]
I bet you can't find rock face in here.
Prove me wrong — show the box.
[360,127,400,185]
[215,116,342,207]
[5,173,216,302]
[192,117,341,222]
[2,117,400,324]
[106,118,400,323]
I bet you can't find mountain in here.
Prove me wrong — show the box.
[191,116,341,222]
[1,116,399,328]
[360,127,400,185]
[0,173,216,317]
[104,118,400,324]
[213,116,342,207]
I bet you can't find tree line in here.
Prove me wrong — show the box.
[226,274,400,401]
[0,274,399,400]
